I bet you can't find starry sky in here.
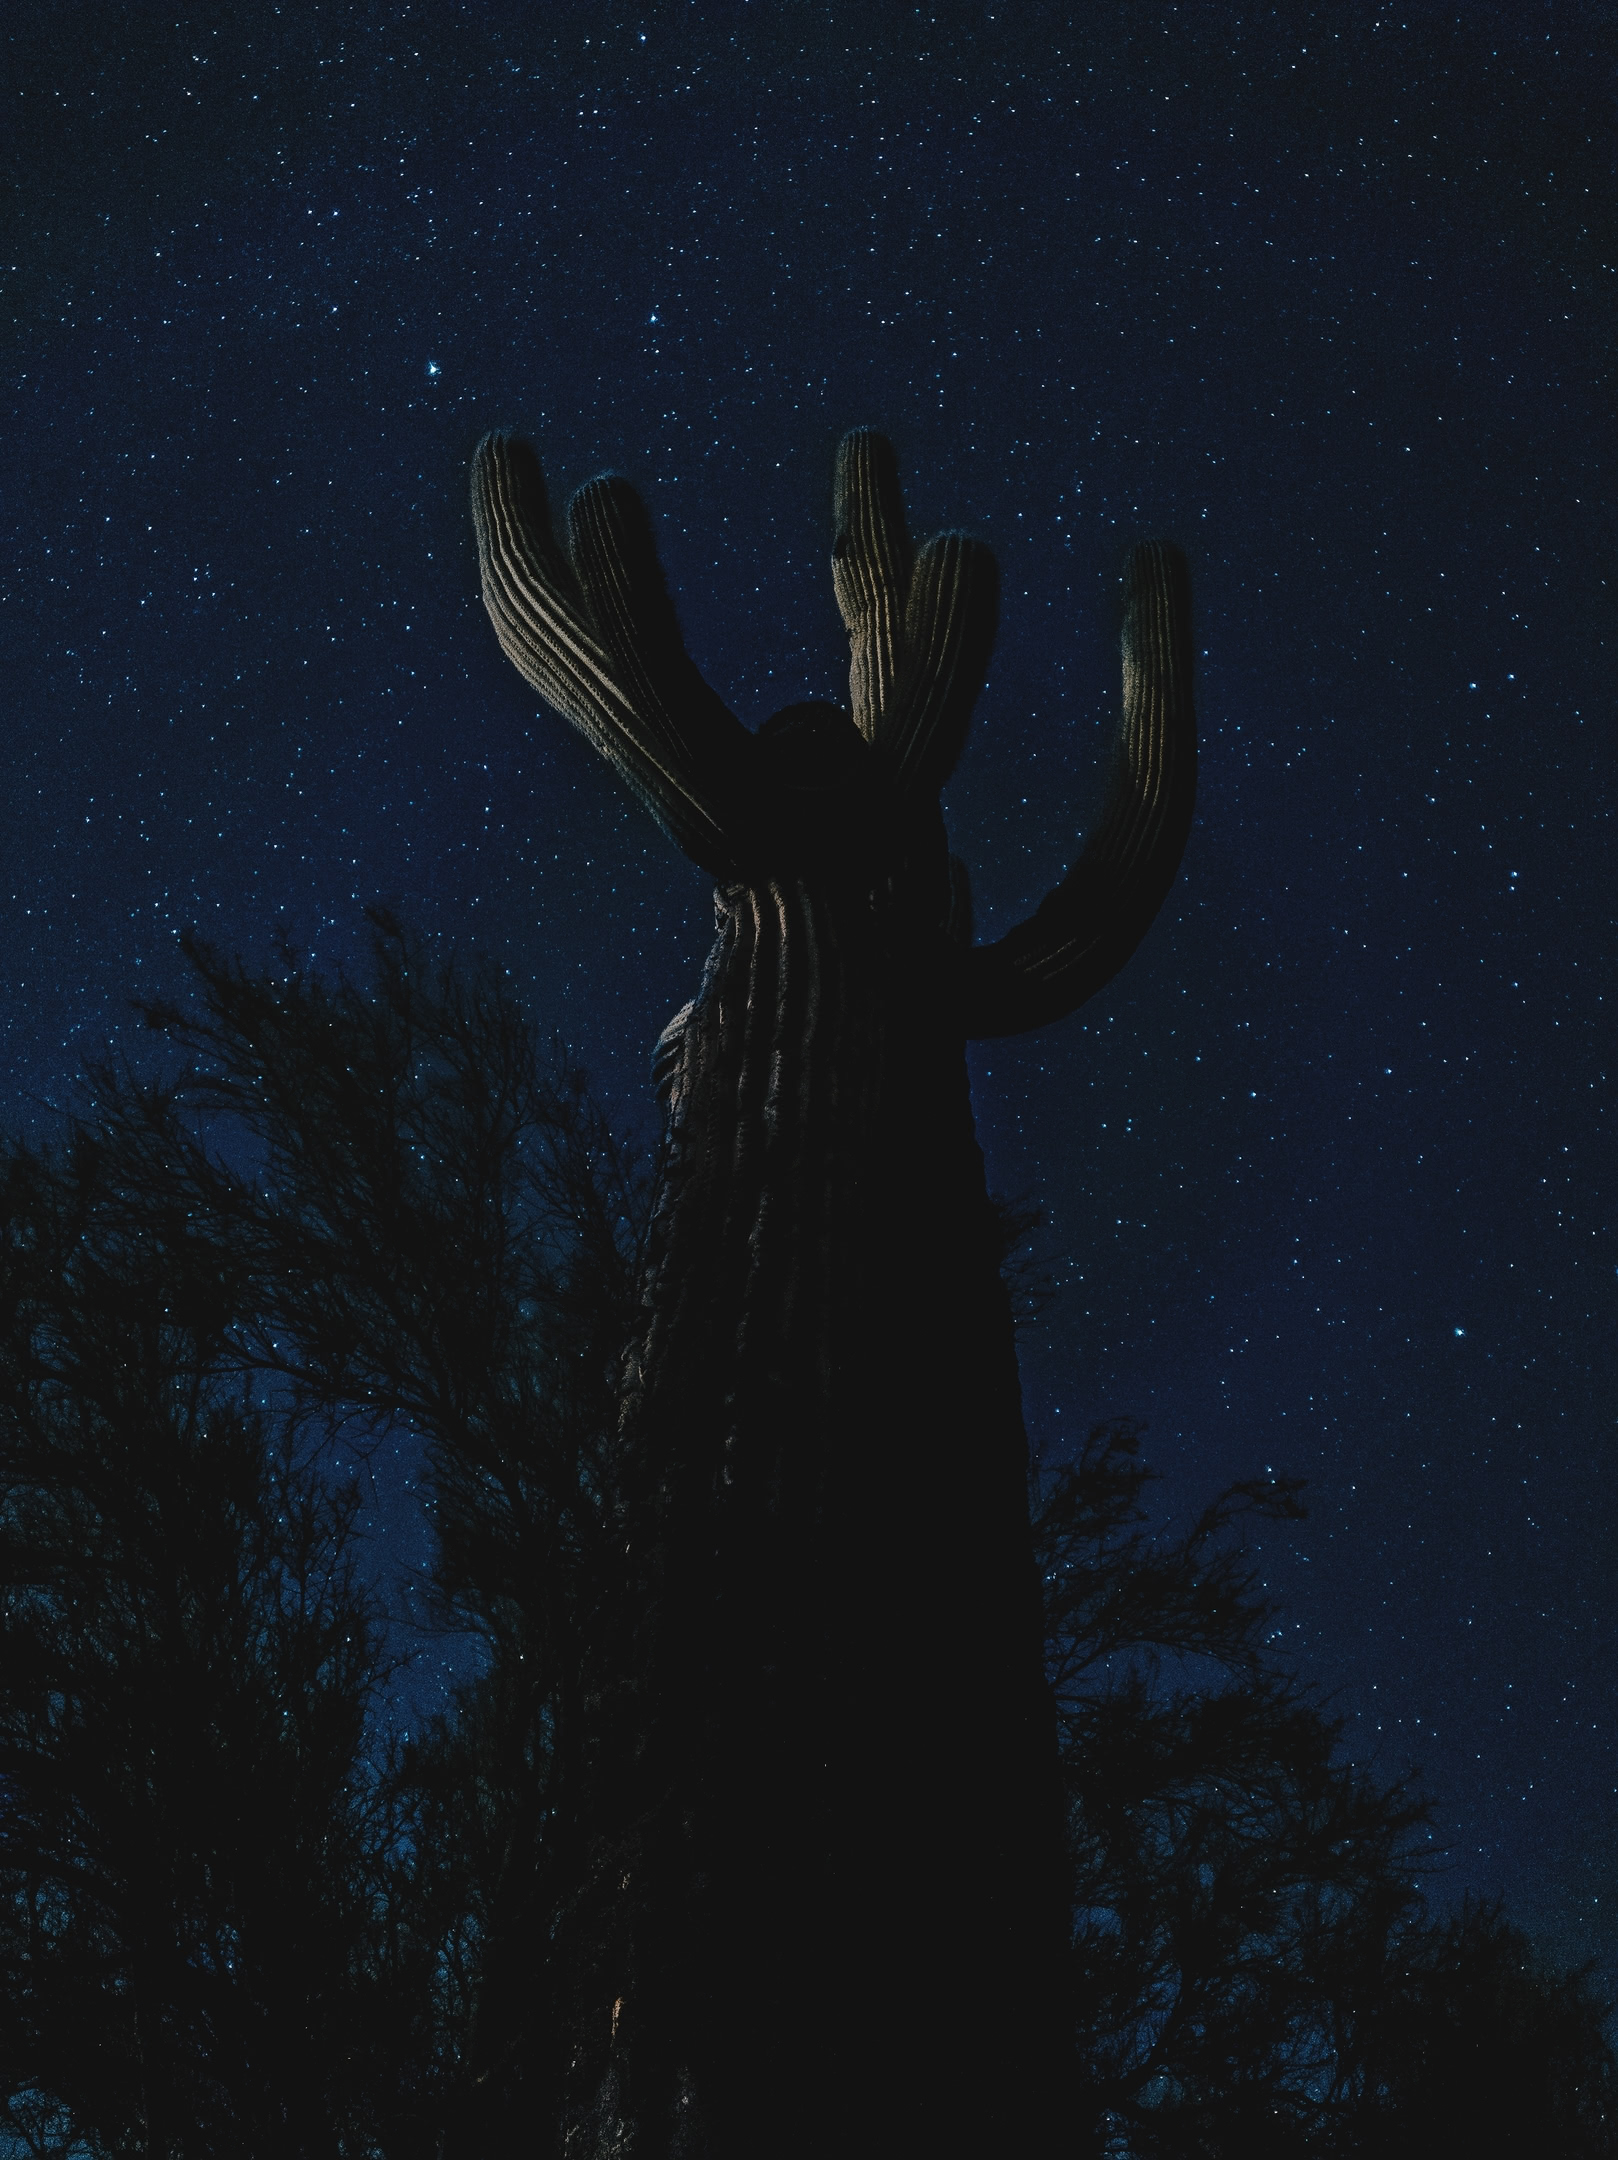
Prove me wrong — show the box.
[3,4,1612,1974]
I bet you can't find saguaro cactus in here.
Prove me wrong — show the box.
[471,429,1195,2157]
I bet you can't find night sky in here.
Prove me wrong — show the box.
[4,5,1612,1977]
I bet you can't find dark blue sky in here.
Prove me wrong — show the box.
[4,3,1612,1974]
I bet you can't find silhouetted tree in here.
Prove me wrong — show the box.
[0,1127,410,2155]
[1348,1899,1618,2159]
[1034,1414,1617,2157]
[0,922,646,2154]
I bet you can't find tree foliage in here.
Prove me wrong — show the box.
[0,1100,410,2152]
[1036,1418,1616,2155]
[0,926,1609,2155]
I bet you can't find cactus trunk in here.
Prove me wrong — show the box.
[577,856,1063,2152]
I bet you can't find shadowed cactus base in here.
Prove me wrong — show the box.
[470,427,1196,2157]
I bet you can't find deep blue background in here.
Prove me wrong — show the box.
[4,3,1612,1974]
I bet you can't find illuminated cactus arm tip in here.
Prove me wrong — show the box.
[469,428,755,878]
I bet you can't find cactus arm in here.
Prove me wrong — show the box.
[831,430,914,747]
[831,430,1000,799]
[471,431,752,876]
[886,530,999,797]
[960,541,1196,1038]
[565,473,749,786]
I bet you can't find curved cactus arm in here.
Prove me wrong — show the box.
[471,431,752,876]
[886,530,999,798]
[960,541,1196,1039]
[831,429,914,746]
[831,430,1001,799]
